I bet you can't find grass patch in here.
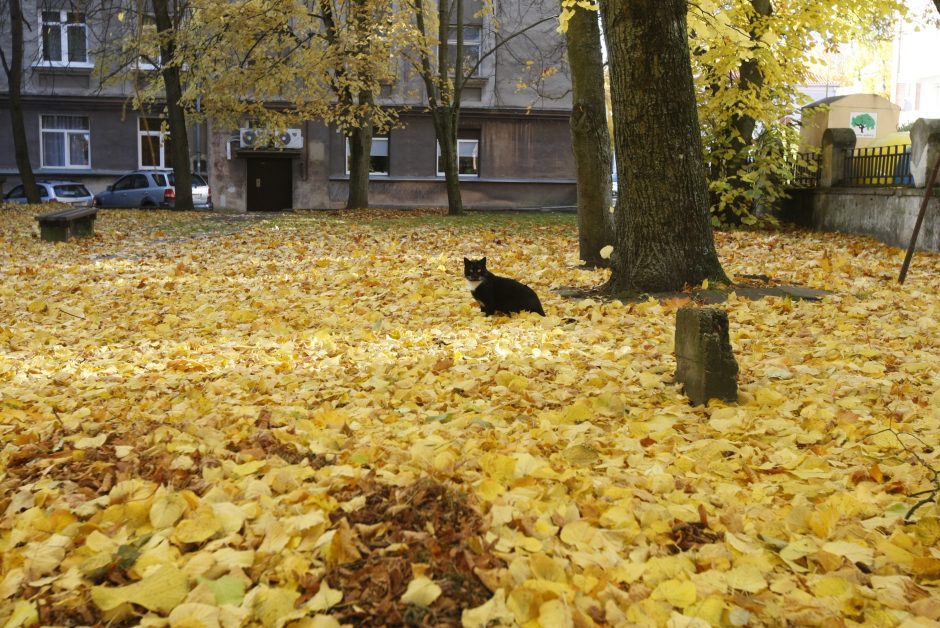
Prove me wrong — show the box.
[238,208,576,230]
[350,209,577,229]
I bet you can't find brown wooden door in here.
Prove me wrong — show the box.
[246,158,293,211]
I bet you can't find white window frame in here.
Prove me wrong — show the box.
[345,136,390,176]
[447,25,482,77]
[39,10,91,67]
[138,117,171,169]
[436,139,480,178]
[39,115,91,169]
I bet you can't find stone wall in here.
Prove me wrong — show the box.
[798,187,940,251]
[783,118,940,252]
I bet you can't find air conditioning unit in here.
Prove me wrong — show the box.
[279,129,304,150]
[239,128,258,148]
[239,128,303,150]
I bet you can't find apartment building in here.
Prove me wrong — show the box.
[1,1,576,211]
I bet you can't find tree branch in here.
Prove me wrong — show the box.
[464,12,557,80]
[864,427,940,521]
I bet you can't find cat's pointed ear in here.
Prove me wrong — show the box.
[463,257,470,263]
[481,257,486,265]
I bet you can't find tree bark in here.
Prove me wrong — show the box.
[439,0,464,215]
[346,98,374,209]
[565,5,612,267]
[3,0,40,203]
[599,0,728,294]
[322,0,377,210]
[152,0,193,210]
[718,0,772,223]
[410,0,555,216]
[412,0,464,215]
[432,109,463,215]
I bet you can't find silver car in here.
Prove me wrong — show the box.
[3,180,94,205]
[93,170,212,209]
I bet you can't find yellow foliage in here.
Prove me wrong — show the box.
[689,0,908,225]
[0,209,939,624]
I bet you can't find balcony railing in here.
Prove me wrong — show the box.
[843,144,913,187]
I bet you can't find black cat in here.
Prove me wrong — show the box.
[464,257,545,316]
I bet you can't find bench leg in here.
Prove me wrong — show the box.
[40,223,70,242]
[70,216,96,238]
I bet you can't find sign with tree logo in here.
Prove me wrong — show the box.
[850,112,878,138]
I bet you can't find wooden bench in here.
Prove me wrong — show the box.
[36,207,98,242]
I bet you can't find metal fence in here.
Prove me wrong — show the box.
[790,152,821,188]
[843,144,913,187]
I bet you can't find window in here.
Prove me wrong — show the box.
[345,136,389,176]
[183,174,208,187]
[41,11,88,65]
[437,135,480,177]
[447,26,482,77]
[5,185,26,200]
[139,118,173,169]
[113,174,148,191]
[51,183,91,198]
[40,115,90,168]
[137,14,161,68]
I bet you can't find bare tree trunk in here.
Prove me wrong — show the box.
[152,0,193,210]
[566,5,612,267]
[2,0,40,203]
[600,0,728,294]
[346,100,373,209]
[343,0,375,210]
[434,111,463,215]
[323,0,379,210]
[410,0,555,216]
[439,0,464,215]
[412,0,464,215]
[441,126,464,215]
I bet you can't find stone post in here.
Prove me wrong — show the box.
[910,118,940,188]
[820,128,857,188]
[675,307,738,406]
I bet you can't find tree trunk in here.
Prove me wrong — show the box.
[434,110,464,216]
[719,0,772,223]
[346,110,373,209]
[566,5,612,267]
[440,0,464,216]
[152,0,193,210]
[4,0,40,203]
[600,0,727,294]
[411,0,465,216]
[324,0,378,211]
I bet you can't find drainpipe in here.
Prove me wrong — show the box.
[194,97,202,174]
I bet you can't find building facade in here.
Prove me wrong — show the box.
[1,1,576,211]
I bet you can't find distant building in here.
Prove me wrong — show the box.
[798,82,842,106]
[1,1,576,210]
[892,4,940,125]
[797,3,940,129]
[799,93,900,150]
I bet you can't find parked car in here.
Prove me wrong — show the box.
[93,170,212,209]
[3,180,94,205]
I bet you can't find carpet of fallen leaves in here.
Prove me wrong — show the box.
[1,206,940,627]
